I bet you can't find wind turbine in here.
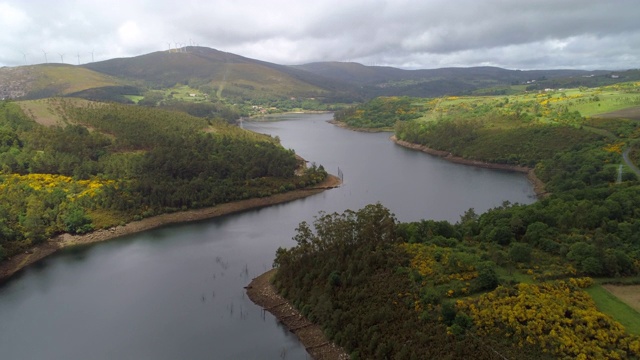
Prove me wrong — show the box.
[90,49,94,63]
[77,52,80,65]
[167,42,172,52]
[58,53,65,63]
[42,50,48,64]
[21,52,27,65]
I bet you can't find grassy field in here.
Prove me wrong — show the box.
[124,95,144,104]
[165,84,209,102]
[586,285,640,335]
[412,81,640,127]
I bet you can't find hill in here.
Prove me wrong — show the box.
[0,47,634,109]
[82,47,336,100]
[294,62,609,97]
[0,64,126,100]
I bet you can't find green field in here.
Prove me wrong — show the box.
[164,85,209,102]
[586,285,640,335]
[410,81,640,127]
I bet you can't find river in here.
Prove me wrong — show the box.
[0,113,535,359]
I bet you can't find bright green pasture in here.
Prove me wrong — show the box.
[586,285,640,335]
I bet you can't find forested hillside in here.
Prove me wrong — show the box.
[273,83,640,359]
[0,99,327,261]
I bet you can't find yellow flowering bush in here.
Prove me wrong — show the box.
[458,280,640,359]
[603,142,625,154]
[0,173,114,200]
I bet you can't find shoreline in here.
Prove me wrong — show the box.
[0,174,341,282]
[325,118,547,196]
[246,269,348,360]
[390,135,548,197]
[245,110,332,121]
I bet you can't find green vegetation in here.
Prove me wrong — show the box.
[333,96,423,129]
[0,99,327,261]
[274,200,640,358]
[273,82,640,358]
[586,285,640,335]
[273,204,553,359]
[336,81,640,130]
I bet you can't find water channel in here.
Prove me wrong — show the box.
[0,113,536,359]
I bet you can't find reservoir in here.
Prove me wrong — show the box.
[0,113,535,359]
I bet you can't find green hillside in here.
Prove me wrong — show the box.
[83,47,329,101]
[0,99,327,260]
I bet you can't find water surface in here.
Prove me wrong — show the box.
[0,113,535,359]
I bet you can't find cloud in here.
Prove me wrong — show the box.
[0,0,639,70]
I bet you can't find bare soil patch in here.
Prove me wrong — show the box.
[246,269,348,360]
[594,106,640,120]
[603,284,640,313]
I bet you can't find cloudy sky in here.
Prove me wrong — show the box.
[1,0,639,70]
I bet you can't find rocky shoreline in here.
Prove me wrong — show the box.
[0,175,341,282]
[391,135,547,197]
[246,269,348,360]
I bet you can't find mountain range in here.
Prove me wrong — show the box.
[0,46,634,102]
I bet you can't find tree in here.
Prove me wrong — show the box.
[61,205,93,234]
[523,221,549,245]
[509,242,532,264]
[489,225,514,246]
[473,262,499,291]
[581,257,603,276]
[22,196,47,243]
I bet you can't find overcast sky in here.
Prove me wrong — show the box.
[1,0,639,70]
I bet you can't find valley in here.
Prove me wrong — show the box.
[1,47,640,359]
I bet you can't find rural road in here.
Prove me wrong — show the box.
[622,147,640,178]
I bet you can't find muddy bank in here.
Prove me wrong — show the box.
[246,269,348,360]
[391,136,547,197]
[0,175,341,282]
